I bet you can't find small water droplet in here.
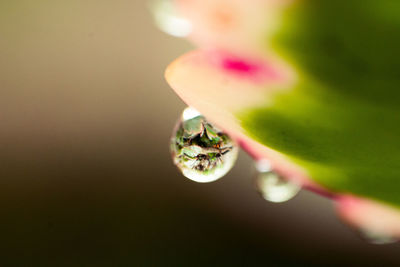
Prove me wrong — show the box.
[150,0,192,37]
[170,107,238,183]
[358,229,398,245]
[255,160,300,203]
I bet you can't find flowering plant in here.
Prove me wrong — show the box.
[160,0,400,240]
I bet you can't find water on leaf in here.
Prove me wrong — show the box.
[150,0,192,37]
[358,229,398,245]
[255,159,301,203]
[170,107,238,183]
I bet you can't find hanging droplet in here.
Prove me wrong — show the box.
[255,159,301,203]
[358,229,398,245]
[170,107,238,183]
[150,0,192,37]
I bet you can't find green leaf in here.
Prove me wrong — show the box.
[240,0,400,207]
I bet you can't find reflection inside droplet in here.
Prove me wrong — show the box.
[256,160,300,203]
[358,229,398,245]
[150,0,192,37]
[182,106,201,121]
[170,107,238,183]
[255,158,272,173]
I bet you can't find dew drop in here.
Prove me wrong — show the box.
[150,0,192,37]
[255,160,300,203]
[358,229,398,245]
[170,107,238,183]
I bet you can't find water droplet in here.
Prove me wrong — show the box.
[255,160,300,203]
[150,0,192,37]
[170,107,238,183]
[358,229,398,245]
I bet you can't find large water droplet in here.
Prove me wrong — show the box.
[150,0,192,37]
[358,229,398,245]
[255,160,300,203]
[170,107,238,183]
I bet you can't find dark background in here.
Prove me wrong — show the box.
[1,0,399,265]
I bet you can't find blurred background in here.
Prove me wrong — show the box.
[1,0,399,265]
